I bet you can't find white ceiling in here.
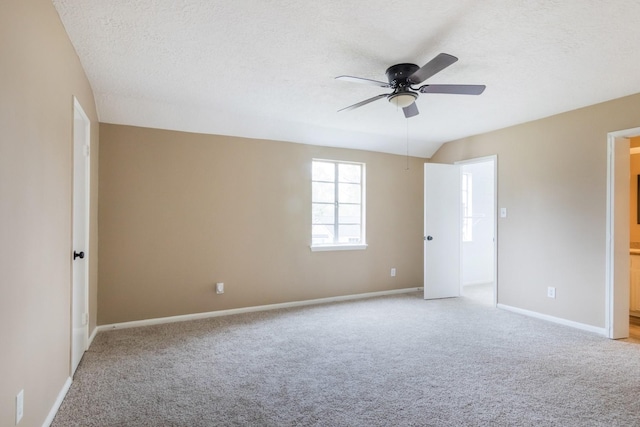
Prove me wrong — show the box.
[52,0,640,158]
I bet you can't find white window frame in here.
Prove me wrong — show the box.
[310,159,367,252]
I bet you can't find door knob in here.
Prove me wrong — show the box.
[73,251,85,260]
[426,236,434,241]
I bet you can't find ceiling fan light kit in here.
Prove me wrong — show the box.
[336,53,486,118]
[389,91,418,108]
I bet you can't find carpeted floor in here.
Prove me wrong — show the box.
[52,291,640,426]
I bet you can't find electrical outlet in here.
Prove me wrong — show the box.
[216,282,224,294]
[547,287,556,299]
[16,389,23,424]
[390,268,396,277]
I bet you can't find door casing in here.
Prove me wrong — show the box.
[606,128,637,339]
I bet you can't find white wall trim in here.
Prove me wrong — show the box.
[497,303,607,336]
[97,287,421,332]
[310,243,368,252]
[454,155,498,166]
[88,326,98,348]
[42,376,72,427]
[606,133,614,338]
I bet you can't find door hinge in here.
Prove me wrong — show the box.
[82,312,88,326]
[84,145,90,157]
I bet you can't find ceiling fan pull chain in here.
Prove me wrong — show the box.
[406,118,410,171]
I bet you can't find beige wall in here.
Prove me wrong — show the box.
[0,1,99,425]
[431,93,640,328]
[630,137,640,243]
[98,124,425,324]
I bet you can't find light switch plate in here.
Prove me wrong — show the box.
[16,389,23,424]
[500,208,507,218]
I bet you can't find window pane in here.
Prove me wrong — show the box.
[338,204,360,224]
[339,163,361,183]
[312,224,334,244]
[312,203,335,224]
[312,182,335,203]
[339,183,361,203]
[338,225,361,243]
[312,161,335,182]
[311,159,365,247]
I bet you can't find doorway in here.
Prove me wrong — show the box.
[71,97,90,374]
[457,156,497,306]
[423,156,497,305]
[627,137,640,342]
[605,127,640,339]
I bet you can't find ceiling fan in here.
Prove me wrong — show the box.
[336,53,485,118]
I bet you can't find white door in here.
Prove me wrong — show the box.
[71,98,90,374]
[424,163,461,299]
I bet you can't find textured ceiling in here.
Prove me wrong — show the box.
[52,0,640,157]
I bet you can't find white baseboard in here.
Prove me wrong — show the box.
[497,303,607,336]
[42,376,71,427]
[97,287,421,332]
[88,326,98,348]
[44,328,97,425]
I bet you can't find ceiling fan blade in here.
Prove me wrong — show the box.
[418,84,486,95]
[338,94,388,112]
[407,53,458,84]
[403,102,419,118]
[335,75,390,88]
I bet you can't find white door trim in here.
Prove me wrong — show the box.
[605,127,639,338]
[455,155,498,307]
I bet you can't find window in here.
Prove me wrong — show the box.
[311,160,366,250]
[462,172,473,242]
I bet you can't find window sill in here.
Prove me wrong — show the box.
[310,244,368,252]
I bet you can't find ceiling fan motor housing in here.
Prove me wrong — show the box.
[385,63,420,87]
[386,63,420,107]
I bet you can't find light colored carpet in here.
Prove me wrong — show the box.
[461,282,493,305]
[53,292,640,426]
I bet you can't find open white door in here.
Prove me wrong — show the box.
[424,163,461,299]
[71,97,90,374]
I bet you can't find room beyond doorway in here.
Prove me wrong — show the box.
[456,156,497,307]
